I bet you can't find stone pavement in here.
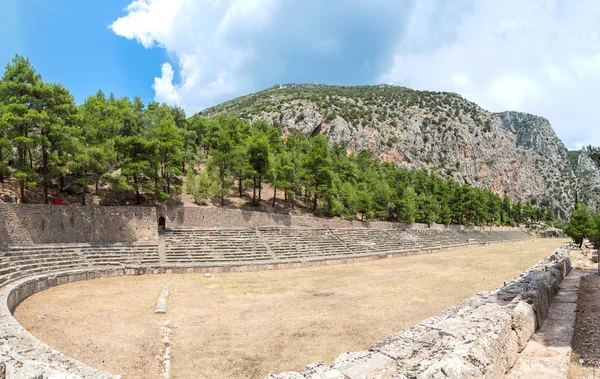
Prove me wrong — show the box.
[505,269,583,378]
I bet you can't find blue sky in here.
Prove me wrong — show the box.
[0,0,167,104]
[3,0,600,149]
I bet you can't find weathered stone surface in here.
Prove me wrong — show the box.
[158,206,520,231]
[265,372,305,379]
[0,204,157,245]
[302,361,345,379]
[506,269,582,378]
[155,285,170,314]
[511,301,536,350]
[332,351,395,379]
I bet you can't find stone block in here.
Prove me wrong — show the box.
[511,301,536,351]
[332,351,395,379]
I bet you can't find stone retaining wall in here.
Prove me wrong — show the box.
[0,204,158,245]
[0,204,521,246]
[268,246,573,379]
[157,206,518,231]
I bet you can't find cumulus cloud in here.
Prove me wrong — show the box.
[111,0,600,148]
[110,0,414,113]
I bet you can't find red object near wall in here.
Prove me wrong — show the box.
[53,198,63,205]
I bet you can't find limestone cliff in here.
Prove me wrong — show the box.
[201,84,600,218]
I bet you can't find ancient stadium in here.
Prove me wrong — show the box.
[0,204,576,378]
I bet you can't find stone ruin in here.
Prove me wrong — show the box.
[0,203,571,378]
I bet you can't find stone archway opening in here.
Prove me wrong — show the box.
[158,216,166,234]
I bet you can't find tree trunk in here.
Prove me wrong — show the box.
[42,133,49,204]
[238,176,243,197]
[272,185,277,207]
[252,175,257,203]
[167,174,171,195]
[313,193,318,211]
[134,175,141,205]
[220,173,225,206]
[258,176,262,201]
[0,150,4,183]
[20,181,25,204]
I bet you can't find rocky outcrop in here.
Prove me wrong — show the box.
[574,151,600,210]
[267,246,572,379]
[201,84,600,218]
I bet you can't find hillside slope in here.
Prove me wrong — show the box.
[201,84,598,218]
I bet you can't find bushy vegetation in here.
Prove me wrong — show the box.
[0,56,558,225]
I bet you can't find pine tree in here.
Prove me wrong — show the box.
[303,135,332,211]
[0,55,43,201]
[565,203,594,247]
[399,186,417,223]
[194,169,215,205]
[247,133,270,204]
[185,169,196,196]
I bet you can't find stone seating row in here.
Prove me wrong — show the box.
[0,243,159,286]
[0,229,530,284]
[163,228,532,263]
[164,228,271,263]
[259,227,353,259]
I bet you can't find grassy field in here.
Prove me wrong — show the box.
[14,239,568,379]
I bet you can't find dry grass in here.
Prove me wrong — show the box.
[14,239,568,379]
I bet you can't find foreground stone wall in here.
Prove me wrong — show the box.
[0,204,158,245]
[267,246,573,379]
[158,206,517,231]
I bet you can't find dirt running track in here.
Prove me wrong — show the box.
[14,239,568,379]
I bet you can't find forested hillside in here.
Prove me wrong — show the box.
[0,56,567,225]
[201,84,600,218]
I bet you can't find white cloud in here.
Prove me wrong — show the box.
[110,0,182,48]
[111,0,263,113]
[111,0,600,148]
[153,62,181,104]
[110,0,415,114]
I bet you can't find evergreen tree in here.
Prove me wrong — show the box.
[355,183,372,220]
[0,55,43,201]
[303,135,332,211]
[564,203,594,247]
[194,169,215,205]
[399,186,417,223]
[589,211,600,249]
[185,168,196,196]
[247,132,270,204]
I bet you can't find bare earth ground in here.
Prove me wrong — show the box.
[14,239,567,379]
[569,271,600,378]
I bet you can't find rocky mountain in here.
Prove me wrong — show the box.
[200,84,599,218]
